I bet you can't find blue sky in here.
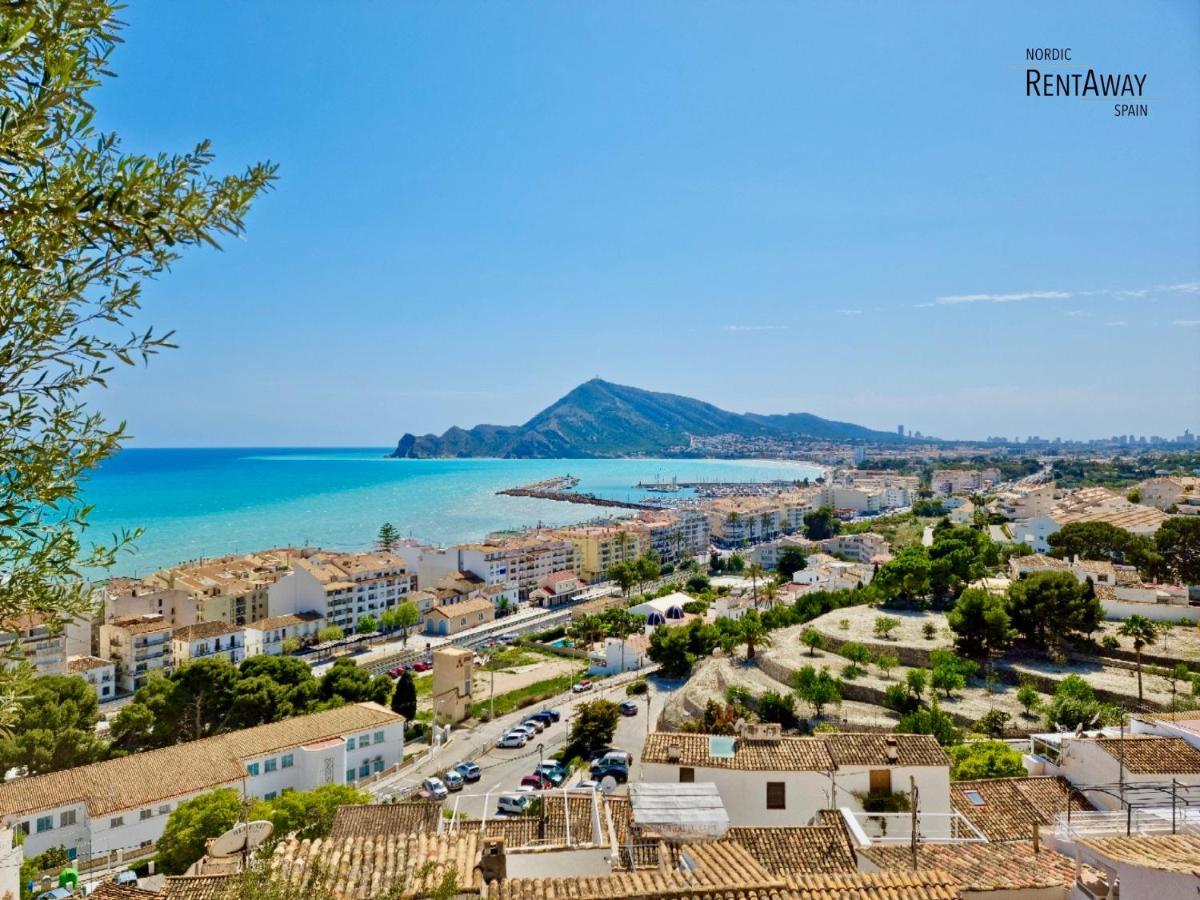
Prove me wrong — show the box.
[91,1,1199,445]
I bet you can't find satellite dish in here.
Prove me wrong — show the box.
[599,775,619,794]
[208,820,273,858]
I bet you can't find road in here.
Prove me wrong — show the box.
[369,671,682,822]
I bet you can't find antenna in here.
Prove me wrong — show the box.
[208,820,273,869]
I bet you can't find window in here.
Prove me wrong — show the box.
[373,758,384,773]
[159,805,170,815]
[359,762,370,778]
[679,767,695,783]
[963,789,986,807]
[346,769,356,782]
[60,811,76,827]
[264,791,277,801]
[869,769,892,794]
[36,816,53,833]
[247,762,260,776]
[66,848,77,861]
[359,733,371,746]
[374,731,385,745]
[16,822,29,836]
[766,782,786,810]
[281,754,294,769]
[110,816,123,828]
[264,758,277,773]
[346,738,356,751]
[140,809,153,821]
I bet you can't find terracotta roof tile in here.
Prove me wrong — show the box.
[725,826,857,874]
[0,702,401,818]
[780,870,960,900]
[951,775,1094,841]
[90,885,161,900]
[163,875,235,900]
[861,842,1075,892]
[1077,834,1200,874]
[641,732,946,771]
[1087,736,1200,774]
[328,801,442,841]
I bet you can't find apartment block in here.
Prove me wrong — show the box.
[929,467,1002,496]
[456,532,580,600]
[243,611,324,658]
[0,614,68,676]
[554,524,647,582]
[66,656,115,702]
[146,549,295,626]
[102,581,199,628]
[99,614,174,693]
[171,621,246,666]
[268,550,415,634]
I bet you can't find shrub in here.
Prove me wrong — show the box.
[883,683,920,714]
[757,690,797,728]
[897,701,962,746]
[625,680,648,696]
[922,622,937,639]
[1101,634,1120,650]
[975,708,1011,737]
[873,616,902,640]
[948,740,1026,780]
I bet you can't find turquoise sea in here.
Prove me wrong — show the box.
[81,449,822,577]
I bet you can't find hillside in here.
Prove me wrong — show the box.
[390,379,903,459]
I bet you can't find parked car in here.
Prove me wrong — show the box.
[388,665,408,678]
[496,732,527,749]
[595,749,634,768]
[590,764,630,784]
[497,793,531,815]
[412,660,431,672]
[423,776,449,800]
[535,762,567,785]
[619,700,638,716]
[571,679,593,693]
[520,773,553,790]
[587,746,618,762]
[454,761,481,782]
[510,723,538,738]
[521,717,547,732]
[441,770,464,792]
[533,708,561,723]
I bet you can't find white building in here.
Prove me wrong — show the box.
[171,621,246,666]
[0,614,68,675]
[818,532,891,565]
[103,582,199,628]
[0,702,404,866]
[1006,515,1060,553]
[98,614,174,693]
[66,656,116,702]
[628,592,691,628]
[455,534,579,601]
[268,550,415,634]
[529,571,583,609]
[929,467,1001,496]
[589,634,650,675]
[243,611,324,658]
[1030,734,1200,810]
[640,727,951,838]
[791,553,874,592]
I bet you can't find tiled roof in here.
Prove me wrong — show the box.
[725,826,857,874]
[426,598,494,619]
[1077,834,1200,874]
[111,615,173,635]
[780,870,960,900]
[173,621,243,641]
[456,794,604,848]
[1088,736,1200,774]
[861,842,1076,892]
[67,655,112,673]
[270,832,482,897]
[641,732,946,771]
[163,875,235,900]
[328,801,442,841]
[90,885,161,900]
[950,775,1093,842]
[0,702,400,817]
[490,840,778,900]
[246,611,323,631]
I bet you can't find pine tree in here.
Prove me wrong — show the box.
[392,671,417,720]
[377,522,401,552]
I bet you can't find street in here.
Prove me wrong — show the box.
[369,670,681,822]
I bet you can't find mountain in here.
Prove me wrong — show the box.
[390,379,904,459]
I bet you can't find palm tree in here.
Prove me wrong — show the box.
[736,610,771,661]
[1119,615,1158,702]
[747,563,765,609]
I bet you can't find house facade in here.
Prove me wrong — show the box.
[423,597,494,636]
[171,621,246,665]
[66,656,116,702]
[98,615,174,693]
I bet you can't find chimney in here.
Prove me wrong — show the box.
[667,744,681,763]
[1032,821,1040,854]
[478,838,507,883]
[885,735,899,764]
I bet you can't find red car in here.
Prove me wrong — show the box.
[520,773,552,790]
[412,660,431,672]
[388,665,408,678]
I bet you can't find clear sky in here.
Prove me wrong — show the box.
[90,1,1200,446]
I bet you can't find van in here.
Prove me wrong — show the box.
[596,750,633,768]
[497,793,530,815]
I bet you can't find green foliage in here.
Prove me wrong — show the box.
[875,653,900,679]
[1119,613,1158,701]
[381,601,422,645]
[565,700,620,759]
[156,788,242,874]
[929,649,977,699]
[775,546,808,576]
[729,609,771,660]
[317,625,345,643]
[376,522,400,552]
[858,790,912,813]
[793,665,842,716]
[319,658,393,706]
[1047,521,1158,570]
[905,667,928,698]
[839,641,871,678]
[0,674,107,778]
[912,499,947,518]
[975,708,1012,737]
[1042,674,1122,731]
[873,616,901,640]
[391,670,417,720]
[897,700,962,746]
[1007,571,1102,648]
[281,636,302,655]
[947,588,1013,658]
[882,682,920,714]
[801,628,824,655]
[356,614,379,635]
[248,783,369,844]
[686,574,711,593]
[874,547,932,602]
[1016,682,1040,717]
[1101,634,1120,650]
[682,700,742,736]
[726,553,746,574]
[648,625,696,676]
[948,740,1025,779]
[803,506,841,540]
[0,5,274,721]
[625,679,648,696]
[756,690,797,728]
[922,622,937,639]
[1156,518,1200,585]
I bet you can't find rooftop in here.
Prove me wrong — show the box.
[173,621,244,641]
[641,731,947,771]
[246,611,324,631]
[1076,834,1200,874]
[950,775,1094,842]
[861,841,1076,892]
[0,702,401,818]
[67,655,113,673]
[628,782,729,838]
[725,826,857,875]
[1086,736,1200,774]
[328,801,442,841]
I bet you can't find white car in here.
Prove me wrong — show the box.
[422,777,449,800]
[510,723,537,738]
[497,731,527,749]
[497,793,531,815]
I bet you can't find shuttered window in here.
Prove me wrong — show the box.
[869,769,892,793]
[679,767,695,783]
[766,782,786,810]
